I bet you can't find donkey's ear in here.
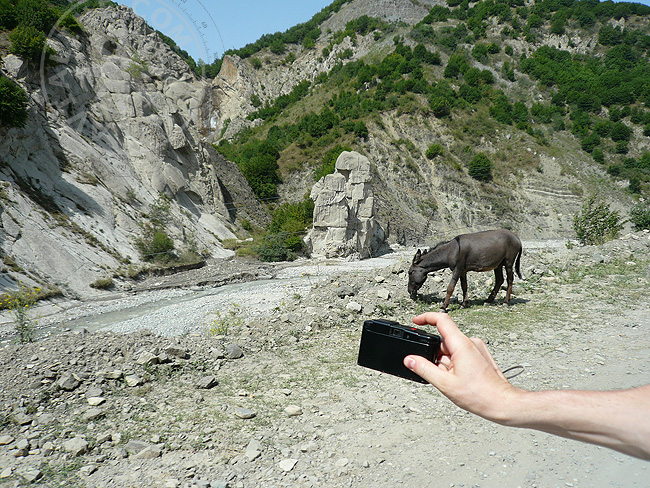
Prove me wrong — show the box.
[413,249,421,264]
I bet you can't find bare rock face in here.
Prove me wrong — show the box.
[305,151,386,259]
[321,0,437,33]
[0,6,267,297]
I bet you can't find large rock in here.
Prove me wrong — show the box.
[305,151,386,259]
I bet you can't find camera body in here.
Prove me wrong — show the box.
[357,319,441,383]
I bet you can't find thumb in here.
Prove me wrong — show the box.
[404,355,445,387]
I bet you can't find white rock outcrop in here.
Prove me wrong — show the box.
[0,6,264,296]
[305,151,386,259]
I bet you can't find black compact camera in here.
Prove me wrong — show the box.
[357,319,441,383]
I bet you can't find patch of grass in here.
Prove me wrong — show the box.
[89,277,113,290]
[38,459,85,488]
[561,258,648,285]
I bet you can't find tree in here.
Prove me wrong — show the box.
[0,75,29,128]
[430,96,451,118]
[269,38,285,55]
[353,120,369,140]
[610,121,632,142]
[630,202,650,230]
[9,24,46,61]
[573,195,623,245]
[581,132,601,153]
[468,153,493,182]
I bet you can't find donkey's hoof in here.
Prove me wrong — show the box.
[438,308,448,313]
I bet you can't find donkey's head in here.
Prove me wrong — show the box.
[407,249,429,299]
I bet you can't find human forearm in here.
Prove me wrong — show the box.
[498,385,650,460]
[407,313,650,461]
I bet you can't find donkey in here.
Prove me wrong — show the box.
[408,229,522,311]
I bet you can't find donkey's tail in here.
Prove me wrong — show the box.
[515,247,523,279]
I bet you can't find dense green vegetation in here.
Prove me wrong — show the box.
[0,75,29,128]
[220,0,650,197]
[256,198,315,261]
[216,37,444,200]
[0,0,101,61]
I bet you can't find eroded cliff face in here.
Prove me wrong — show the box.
[0,6,264,297]
[200,1,636,249]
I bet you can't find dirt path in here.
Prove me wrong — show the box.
[0,233,649,487]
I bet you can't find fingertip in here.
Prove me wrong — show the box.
[412,311,443,325]
[411,313,427,325]
[404,355,416,370]
[404,354,441,386]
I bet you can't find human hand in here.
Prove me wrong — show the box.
[403,312,522,423]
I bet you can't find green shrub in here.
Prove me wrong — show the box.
[14,0,57,32]
[238,141,281,199]
[430,96,451,117]
[592,148,605,163]
[0,286,39,343]
[581,132,601,153]
[573,195,623,245]
[0,75,29,128]
[426,143,444,159]
[0,0,18,30]
[9,24,46,61]
[353,120,368,139]
[630,202,650,230]
[610,121,632,142]
[256,232,297,262]
[136,229,176,263]
[270,38,285,54]
[58,13,82,33]
[468,153,493,182]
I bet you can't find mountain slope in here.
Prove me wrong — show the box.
[209,0,649,247]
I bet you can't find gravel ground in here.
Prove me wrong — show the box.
[1,234,650,487]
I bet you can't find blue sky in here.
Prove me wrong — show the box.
[117,0,650,64]
[117,0,332,63]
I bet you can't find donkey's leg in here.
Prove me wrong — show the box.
[460,273,469,308]
[442,271,461,311]
[487,267,504,303]
[504,265,515,304]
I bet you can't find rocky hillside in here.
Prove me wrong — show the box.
[211,0,650,246]
[0,5,267,297]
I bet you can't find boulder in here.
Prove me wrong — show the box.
[305,151,386,259]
